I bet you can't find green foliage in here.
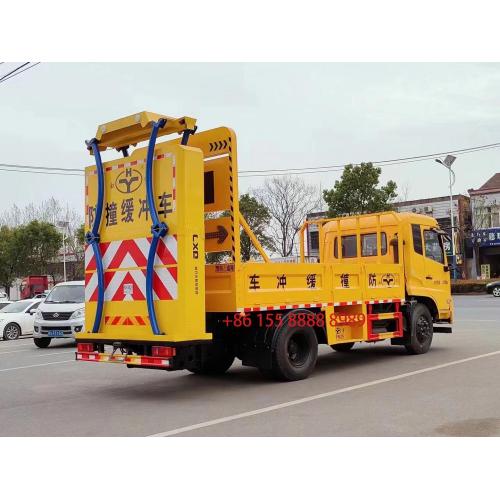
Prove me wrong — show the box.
[323,162,398,217]
[76,223,85,247]
[239,194,274,261]
[0,221,62,296]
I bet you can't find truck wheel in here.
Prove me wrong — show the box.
[3,323,21,340]
[492,286,500,297]
[34,338,51,348]
[405,303,433,355]
[188,344,235,375]
[331,342,355,352]
[266,324,318,381]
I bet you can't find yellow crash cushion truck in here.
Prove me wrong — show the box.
[77,111,453,381]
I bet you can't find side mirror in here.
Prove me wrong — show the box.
[443,265,450,273]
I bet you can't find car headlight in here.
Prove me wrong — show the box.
[35,309,43,320]
[70,308,85,320]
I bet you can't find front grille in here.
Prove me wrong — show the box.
[41,311,73,321]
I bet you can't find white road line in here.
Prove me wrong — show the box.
[34,351,73,357]
[149,350,500,437]
[0,349,32,355]
[0,342,35,349]
[0,360,73,372]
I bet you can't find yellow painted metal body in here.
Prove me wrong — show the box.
[80,111,453,348]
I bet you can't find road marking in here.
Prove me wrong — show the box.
[34,351,73,357]
[454,319,498,322]
[149,349,500,437]
[0,349,32,355]
[0,342,35,349]
[0,360,73,372]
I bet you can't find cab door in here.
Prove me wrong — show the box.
[421,226,451,318]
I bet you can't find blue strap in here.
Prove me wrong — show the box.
[85,138,105,333]
[145,119,168,335]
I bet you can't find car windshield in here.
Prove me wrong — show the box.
[1,301,34,313]
[45,285,85,304]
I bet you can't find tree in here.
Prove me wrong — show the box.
[254,177,320,257]
[0,226,23,296]
[239,194,275,261]
[323,163,398,217]
[17,221,63,276]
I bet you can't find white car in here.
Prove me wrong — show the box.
[33,281,84,348]
[0,299,43,340]
[0,301,13,311]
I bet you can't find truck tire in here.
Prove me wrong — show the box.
[3,323,21,341]
[264,322,318,381]
[188,344,235,375]
[331,342,355,352]
[34,338,51,348]
[405,303,433,355]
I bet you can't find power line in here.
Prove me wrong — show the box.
[0,167,83,177]
[0,163,83,173]
[0,62,30,82]
[239,141,500,177]
[0,62,40,85]
[0,138,499,179]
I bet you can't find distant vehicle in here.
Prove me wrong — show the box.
[33,281,85,348]
[486,281,500,297]
[33,293,47,299]
[0,299,43,340]
[20,275,51,300]
[0,301,13,311]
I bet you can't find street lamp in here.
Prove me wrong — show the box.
[57,220,69,282]
[435,155,457,274]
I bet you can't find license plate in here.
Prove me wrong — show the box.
[48,330,65,337]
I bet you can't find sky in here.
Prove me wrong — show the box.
[1,62,500,218]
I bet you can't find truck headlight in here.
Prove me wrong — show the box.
[70,308,85,320]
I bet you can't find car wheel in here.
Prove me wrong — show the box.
[34,338,51,348]
[3,323,21,341]
[492,286,500,297]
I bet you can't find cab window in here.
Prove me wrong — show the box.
[412,224,423,255]
[333,235,357,258]
[423,230,444,264]
[361,232,388,257]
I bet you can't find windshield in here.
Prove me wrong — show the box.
[45,285,85,304]
[1,301,34,313]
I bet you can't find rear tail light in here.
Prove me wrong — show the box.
[151,346,176,358]
[77,343,95,353]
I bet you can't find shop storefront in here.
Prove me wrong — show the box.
[471,228,500,278]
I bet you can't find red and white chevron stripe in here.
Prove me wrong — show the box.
[85,267,178,302]
[85,235,177,272]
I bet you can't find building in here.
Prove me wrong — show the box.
[468,173,500,279]
[393,195,471,278]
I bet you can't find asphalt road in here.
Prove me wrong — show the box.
[0,295,498,436]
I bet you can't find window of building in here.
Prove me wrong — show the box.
[361,232,388,256]
[412,224,423,255]
[424,230,444,264]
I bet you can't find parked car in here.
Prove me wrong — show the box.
[33,293,47,299]
[486,281,500,297]
[0,299,43,340]
[33,281,84,348]
[0,301,13,311]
